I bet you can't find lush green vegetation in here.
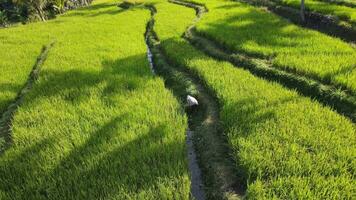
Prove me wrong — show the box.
[0,0,191,199]
[280,0,356,23]
[0,23,51,114]
[1,0,355,199]
[192,0,356,93]
[150,0,356,198]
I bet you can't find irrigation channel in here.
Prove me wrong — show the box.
[0,42,55,153]
[144,5,205,200]
[169,0,356,123]
[143,4,244,200]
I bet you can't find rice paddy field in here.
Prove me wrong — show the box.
[193,0,356,93]
[0,1,190,199]
[278,0,356,24]
[0,0,355,199]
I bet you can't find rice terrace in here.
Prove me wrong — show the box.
[0,0,355,199]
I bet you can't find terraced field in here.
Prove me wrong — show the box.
[280,0,356,24]
[151,0,355,198]
[0,0,355,199]
[192,0,356,94]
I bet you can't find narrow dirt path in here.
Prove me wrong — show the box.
[144,5,206,199]
[0,42,55,153]
[144,4,244,200]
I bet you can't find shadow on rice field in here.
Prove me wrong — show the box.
[0,52,189,199]
[0,120,185,199]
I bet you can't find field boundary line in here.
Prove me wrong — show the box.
[143,3,245,199]
[316,0,356,8]
[188,30,356,122]
[193,28,355,89]
[0,41,55,153]
[235,0,356,43]
[169,0,356,123]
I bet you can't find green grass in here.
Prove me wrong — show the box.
[281,0,356,23]
[0,0,190,199]
[190,0,356,94]
[0,23,52,114]
[150,0,356,198]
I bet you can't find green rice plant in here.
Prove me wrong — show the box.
[151,0,356,198]
[0,0,190,199]
[315,0,356,8]
[190,0,356,94]
[0,23,52,114]
[281,0,356,23]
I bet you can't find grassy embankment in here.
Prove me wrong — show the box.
[0,0,190,199]
[151,0,356,198]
